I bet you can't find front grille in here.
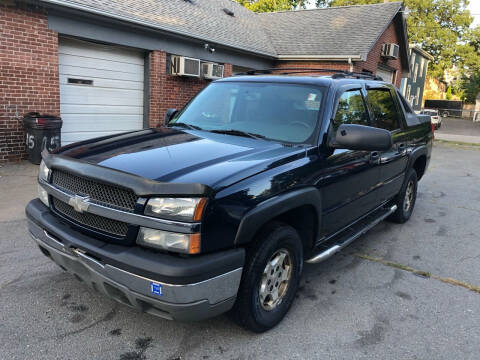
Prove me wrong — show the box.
[53,198,129,237]
[51,170,138,212]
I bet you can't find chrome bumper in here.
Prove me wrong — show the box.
[28,219,242,321]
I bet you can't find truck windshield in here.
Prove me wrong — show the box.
[169,82,324,144]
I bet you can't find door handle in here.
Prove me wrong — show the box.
[370,151,380,164]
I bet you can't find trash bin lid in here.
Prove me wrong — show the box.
[23,112,62,128]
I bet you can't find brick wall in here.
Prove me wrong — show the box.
[149,51,233,127]
[0,3,60,162]
[274,61,350,76]
[353,22,402,88]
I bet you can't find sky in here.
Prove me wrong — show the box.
[468,0,480,27]
[305,1,480,28]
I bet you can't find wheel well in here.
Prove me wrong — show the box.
[412,155,427,180]
[274,205,318,257]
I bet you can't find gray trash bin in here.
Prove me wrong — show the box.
[23,112,62,165]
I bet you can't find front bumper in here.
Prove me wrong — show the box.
[26,199,244,321]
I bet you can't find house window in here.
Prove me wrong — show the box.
[416,87,421,105]
[413,63,419,83]
[420,58,425,78]
[406,84,411,100]
[410,53,416,73]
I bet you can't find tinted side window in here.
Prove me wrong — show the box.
[367,89,400,131]
[397,90,413,113]
[333,90,369,130]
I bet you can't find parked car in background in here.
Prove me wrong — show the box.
[421,109,441,129]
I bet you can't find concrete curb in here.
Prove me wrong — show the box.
[434,133,480,144]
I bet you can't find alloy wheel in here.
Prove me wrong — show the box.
[404,180,414,212]
[258,249,292,311]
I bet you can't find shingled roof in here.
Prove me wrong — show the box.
[259,2,404,60]
[37,0,405,60]
[39,0,277,57]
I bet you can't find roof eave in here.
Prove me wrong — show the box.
[33,0,278,59]
[395,9,411,72]
[277,55,363,61]
[410,45,434,61]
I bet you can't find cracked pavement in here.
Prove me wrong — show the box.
[1,143,479,360]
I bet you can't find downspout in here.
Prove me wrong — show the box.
[348,57,353,72]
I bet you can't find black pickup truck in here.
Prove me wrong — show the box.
[26,71,433,332]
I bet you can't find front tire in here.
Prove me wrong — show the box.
[388,168,418,224]
[231,222,303,333]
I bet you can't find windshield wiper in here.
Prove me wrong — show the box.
[169,122,203,131]
[209,129,266,140]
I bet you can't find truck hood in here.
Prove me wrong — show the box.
[57,128,307,190]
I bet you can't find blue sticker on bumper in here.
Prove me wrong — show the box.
[150,282,162,296]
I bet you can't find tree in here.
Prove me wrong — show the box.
[446,86,453,100]
[315,0,473,79]
[235,0,307,12]
[459,72,480,103]
[455,25,480,103]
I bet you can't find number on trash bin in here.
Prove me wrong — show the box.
[26,133,35,149]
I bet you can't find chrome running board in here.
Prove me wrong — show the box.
[306,205,397,264]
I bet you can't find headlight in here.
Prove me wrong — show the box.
[38,184,49,207]
[137,227,201,254]
[144,198,207,222]
[39,160,50,182]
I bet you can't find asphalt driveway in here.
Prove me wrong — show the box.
[1,142,480,360]
[435,117,480,144]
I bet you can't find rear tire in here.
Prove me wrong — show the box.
[230,222,303,333]
[388,168,418,224]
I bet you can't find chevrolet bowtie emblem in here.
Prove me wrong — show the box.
[68,195,90,213]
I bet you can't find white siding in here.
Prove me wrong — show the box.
[59,38,144,145]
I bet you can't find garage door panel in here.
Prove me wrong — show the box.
[60,87,144,106]
[59,40,145,65]
[61,114,143,132]
[59,75,144,91]
[61,104,143,115]
[59,53,144,75]
[59,65,142,82]
[59,39,145,145]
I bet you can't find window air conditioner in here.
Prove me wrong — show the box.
[201,62,225,80]
[171,56,201,77]
[381,43,400,60]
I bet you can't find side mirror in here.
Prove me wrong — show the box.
[332,124,392,151]
[164,108,178,124]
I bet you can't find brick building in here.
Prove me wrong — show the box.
[0,0,409,162]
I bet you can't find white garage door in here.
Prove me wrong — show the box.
[59,38,144,145]
[376,67,395,84]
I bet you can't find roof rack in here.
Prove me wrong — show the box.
[234,68,383,81]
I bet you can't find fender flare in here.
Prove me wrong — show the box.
[407,145,428,174]
[234,187,322,246]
